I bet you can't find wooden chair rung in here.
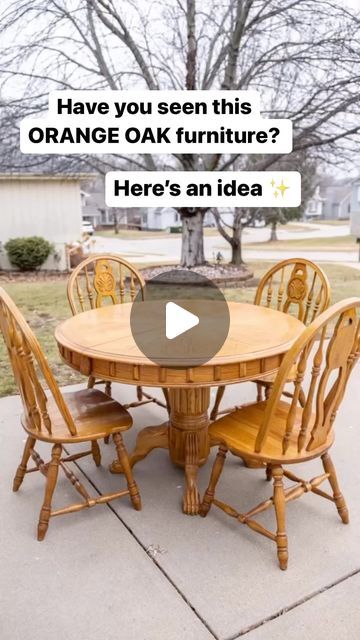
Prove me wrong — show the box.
[60,461,93,502]
[124,394,168,410]
[311,486,335,501]
[51,489,130,517]
[245,518,277,541]
[61,450,93,463]
[283,469,305,483]
[213,402,254,418]
[213,498,277,541]
[141,391,169,409]
[213,498,239,518]
[243,495,274,519]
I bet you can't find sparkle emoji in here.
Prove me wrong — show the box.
[271,178,290,199]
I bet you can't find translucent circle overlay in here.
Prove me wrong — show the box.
[130,269,230,368]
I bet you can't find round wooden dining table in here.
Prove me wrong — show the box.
[55,301,303,515]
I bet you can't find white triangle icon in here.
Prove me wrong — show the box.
[165,302,199,340]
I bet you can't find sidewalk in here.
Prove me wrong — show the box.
[1,373,360,640]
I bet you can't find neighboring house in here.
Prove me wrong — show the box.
[82,183,182,231]
[320,181,352,220]
[304,185,324,219]
[143,207,180,230]
[81,187,115,227]
[0,173,94,271]
[350,177,360,238]
[82,176,182,231]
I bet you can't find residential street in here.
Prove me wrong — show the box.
[92,223,359,265]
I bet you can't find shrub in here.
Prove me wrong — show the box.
[5,236,53,271]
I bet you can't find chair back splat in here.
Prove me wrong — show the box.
[0,287,77,437]
[67,254,145,315]
[254,258,330,324]
[255,298,360,456]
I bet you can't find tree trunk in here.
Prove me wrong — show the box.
[113,211,119,234]
[180,211,205,267]
[270,221,278,242]
[230,237,244,265]
[230,209,244,265]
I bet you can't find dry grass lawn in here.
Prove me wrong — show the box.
[1,261,359,397]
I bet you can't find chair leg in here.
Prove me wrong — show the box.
[13,436,36,491]
[321,452,349,524]
[272,465,288,570]
[162,387,171,414]
[87,375,95,389]
[265,463,272,482]
[265,384,272,400]
[37,443,62,541]
[113,432,141,511]
[256,382,264,402]
[91,440,101,467]
[200,445,228,517]
[210,386,225,421]
[103,381,112,444]
[136,386,143,401]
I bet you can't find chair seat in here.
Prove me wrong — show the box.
[254,363,297,386]
[209,400,333,464]
[22,389,133,443]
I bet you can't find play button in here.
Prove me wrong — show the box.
[166,302,199,340]
[130,269,230,368]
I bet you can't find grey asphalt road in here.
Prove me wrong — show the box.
[91,223,359,266]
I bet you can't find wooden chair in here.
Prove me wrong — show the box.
[211,258,330,420]
[201,298,360,570]
[0,287,141,541]
[67,254,170,427]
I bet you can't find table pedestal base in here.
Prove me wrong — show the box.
[110,387,210,515]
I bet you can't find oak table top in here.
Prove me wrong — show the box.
[55,301,304,514]
[55,301,303,386]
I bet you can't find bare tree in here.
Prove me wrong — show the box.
[213,207,261,265]
[0,0,359,266]
[213,151,318,261]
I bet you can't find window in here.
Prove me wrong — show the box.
[307,200,317,213]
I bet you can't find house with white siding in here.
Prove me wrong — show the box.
[0,173,94,270]
[350,177,360,239]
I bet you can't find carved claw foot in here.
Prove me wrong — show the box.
[183,466,200,515]
[109,423,169,473]
[182,432,200,515]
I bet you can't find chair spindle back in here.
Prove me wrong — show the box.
[255,298,360,456]
[254,258,330,324]
[0,287,77,436]
[67,254,145,315]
